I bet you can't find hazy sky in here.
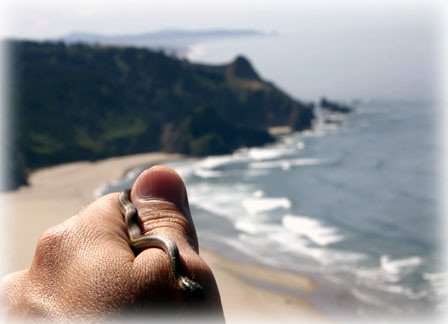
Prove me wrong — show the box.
[1,0,446,101]
[1,0,443,39]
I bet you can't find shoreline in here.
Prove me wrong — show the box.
[1,152,331,322]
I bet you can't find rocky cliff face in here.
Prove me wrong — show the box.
[225,55,262,81]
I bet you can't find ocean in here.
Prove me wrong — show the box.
[96,34,444,319]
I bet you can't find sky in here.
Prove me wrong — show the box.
[1,0,444,39]
[2,0,445,100]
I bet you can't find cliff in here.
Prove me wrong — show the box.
[5,40,315,190]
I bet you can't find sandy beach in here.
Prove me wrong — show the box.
[0,152,331,323]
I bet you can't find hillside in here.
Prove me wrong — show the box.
[5,40,315,190]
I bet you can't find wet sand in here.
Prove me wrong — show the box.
[0,152,331,323]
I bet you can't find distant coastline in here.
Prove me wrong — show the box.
[5,40,317,191]
[59,28,269,56]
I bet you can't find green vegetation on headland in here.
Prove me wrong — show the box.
[6,40,315,190]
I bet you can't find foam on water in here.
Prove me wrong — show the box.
[253,190,264,198]
[351,265,402,284]
[188,183,251,220]
[264,226,365,267]
[238,146,297,161]
[193,168,223,178]
[423,272,448,294]
[282,214,344,246]
[423,272,448,301]
[380,255,424,275]
[378,284,428,300]
[235,219,283,236]
[342,263,432,305]
[193,154,244,171]
[242,197,291,215]
[249,157,322,170]
[242,169,270,177]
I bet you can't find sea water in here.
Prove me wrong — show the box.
[97,100,444,318]
[95,33,444,318]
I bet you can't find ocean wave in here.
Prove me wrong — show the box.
[424,272,448,286]
[380,255,423,275]
[189,153,248,178]
[424,272,448,311]
[180,137,307,180]
[266,230,364,267]
[351,266,401,284]
[242,197,291,215]
[423,272,448,299]
[188,182,252,220]
[279,136,305,150]
[249,157,322,170]
[235,220,282,235]
[376,284,428,300]
[193,154,240,170]
[348,264,430,301]
[242,169,270,177]
[237,146,297,161]
[232,213,362,268]
[282,214,344,246]
[193,168,223,178]
[233,216,430,307]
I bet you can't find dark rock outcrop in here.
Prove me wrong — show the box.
[320,97,353,113]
